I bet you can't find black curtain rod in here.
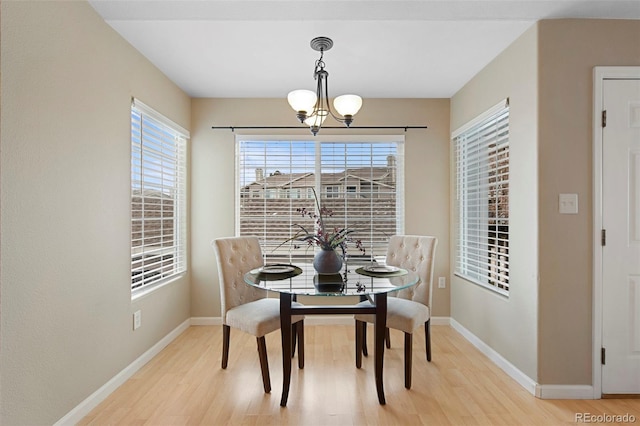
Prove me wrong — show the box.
[211,125,428,132]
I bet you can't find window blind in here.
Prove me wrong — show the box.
[236,138,404,263]
[318,142,403,259]
[131,99,188,292]
[454,100,509,294]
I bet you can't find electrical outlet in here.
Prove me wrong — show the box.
[438,277,446,289]
[133,310,142,330]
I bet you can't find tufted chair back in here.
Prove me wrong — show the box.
[385,235,438,308]
[213,236,266,321]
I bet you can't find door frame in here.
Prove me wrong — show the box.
[592,66,640,398]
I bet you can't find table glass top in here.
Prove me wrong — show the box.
[244,262,419,296]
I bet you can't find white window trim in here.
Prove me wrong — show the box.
[234,134,405,260]
[132,99,189,138]
[452,99,509,139]
[131,98,189,297]
[453,99,510,296]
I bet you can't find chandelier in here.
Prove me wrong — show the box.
[287,37,363,136]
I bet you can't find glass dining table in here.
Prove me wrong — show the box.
[244,262,419,406]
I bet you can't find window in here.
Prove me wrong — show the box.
[453,99,510,294]
[131,99,188,294]
[265,189,277,199]
[237,138,404,263]
[326,186,341,198]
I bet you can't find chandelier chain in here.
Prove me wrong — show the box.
[314,50,325,77]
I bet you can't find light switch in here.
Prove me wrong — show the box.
[559,193,578,214]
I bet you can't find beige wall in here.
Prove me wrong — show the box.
[537,19,640,385]
[451,19,640,387]
[4,4,634,424]
[0,2,191,424]
[450,25,539,380]
[190,98,451,318]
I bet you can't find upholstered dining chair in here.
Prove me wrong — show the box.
[354,235,437,389]
[213,236,305,393]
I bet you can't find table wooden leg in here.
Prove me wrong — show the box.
[355,319,363,368]
[280,293,293,407]
[297,320,305,369]
[362,322,368,356]
[291,295,298,358]
[359,295,369,357]
[374,293,387,405]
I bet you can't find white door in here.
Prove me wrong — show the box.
[602,78,640,394]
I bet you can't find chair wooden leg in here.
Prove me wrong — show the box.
[404,332,412,389]
[362,322,368,357]
[297,320,305,369]
[425,319,432,362]
[292,322,297,358]
[386,327,391,349]
[256,336,271,393]
[355,319,363,368]
[222,325,230,369]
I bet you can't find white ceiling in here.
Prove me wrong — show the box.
[89,0,640,98]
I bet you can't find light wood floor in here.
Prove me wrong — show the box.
[80,325,640,425]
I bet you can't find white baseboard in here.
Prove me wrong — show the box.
[190,316,221,326]
[190,316,360,326]
[450,318,596,400]
[54,319,191,426]
[193,316,355,326]
[450,318,538,396]
[301,315,449,326]
[535,385,595,399]
[430,316,450,326]
[189,316,451,327]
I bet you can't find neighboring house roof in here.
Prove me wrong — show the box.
[340,171,395,190]
[244,167,394,190]
[245,171,313,189]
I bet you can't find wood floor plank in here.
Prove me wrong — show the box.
[80,325,640,425]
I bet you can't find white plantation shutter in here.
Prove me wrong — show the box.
[236,137,404,263]
[131,99,188,293]
[454,99,509,294]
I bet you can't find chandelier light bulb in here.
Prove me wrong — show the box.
[304,110,328,136]
[304,110,328,127]
[333,94,363,117]
[287,90,317,118]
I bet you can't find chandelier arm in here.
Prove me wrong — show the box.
[310,67,344,124]
[321,74,332,117]
[321,71,346,124]
[312,71,324,117]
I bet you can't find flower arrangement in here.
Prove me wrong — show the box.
[286,188,365,257]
